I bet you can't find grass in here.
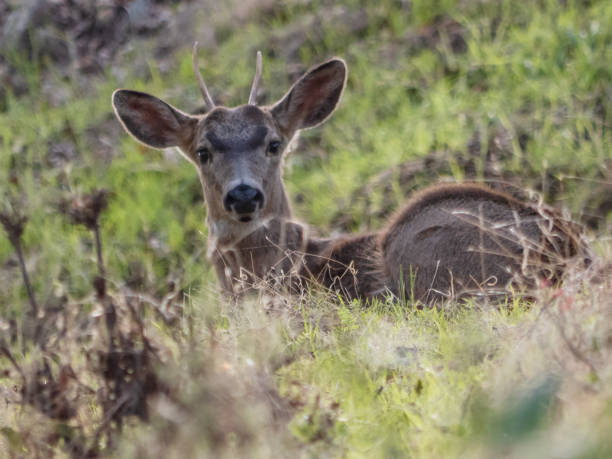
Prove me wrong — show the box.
[1,0,611,457]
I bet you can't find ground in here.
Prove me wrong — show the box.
[0,0,611,457]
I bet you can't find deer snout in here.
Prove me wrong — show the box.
[223,184,264,218]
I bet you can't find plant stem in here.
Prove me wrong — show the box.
[94,221,105,280]
[13,237,39,319]
[12,235,43,348]
[92,220,108,300]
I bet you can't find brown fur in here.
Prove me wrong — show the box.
[299,233,386,301]
[211,218,308,295]
[380,183,586,302]
[112,56,589,305]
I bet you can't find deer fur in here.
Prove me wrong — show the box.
[111,48,588,304]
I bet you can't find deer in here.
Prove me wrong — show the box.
[111,44,588,304]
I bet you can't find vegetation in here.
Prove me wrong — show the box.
[0,0,610,457]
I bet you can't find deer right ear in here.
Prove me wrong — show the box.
[271,58,347,134]
[112,89,198,150]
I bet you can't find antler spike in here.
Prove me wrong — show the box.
[192,42,215,109]
[248,50,263,105]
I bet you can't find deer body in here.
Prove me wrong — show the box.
[380,184,581,302]
[112,48,585,304]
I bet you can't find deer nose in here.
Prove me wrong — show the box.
[224,184,264,215]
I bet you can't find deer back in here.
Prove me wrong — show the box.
[379,183,586,302]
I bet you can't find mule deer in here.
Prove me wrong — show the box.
[111,45,587,303]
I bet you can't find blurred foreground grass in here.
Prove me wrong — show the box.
[1,0,611,457]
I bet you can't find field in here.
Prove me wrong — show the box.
[1,0,611,457]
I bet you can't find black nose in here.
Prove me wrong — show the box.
[223,184,264,215]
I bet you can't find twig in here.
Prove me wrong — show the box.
[0,211,42,348]
[59,189,110,298]
[94,221,105,280]
[12,234,39,323]
[551,309,599,380]
[91,393,131,451]
[0,340,27,386]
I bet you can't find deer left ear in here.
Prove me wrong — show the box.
[112,89,198,151]
[271,58,347,134]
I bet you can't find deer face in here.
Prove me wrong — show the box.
[194,105,282,223]
[111,51,346,231]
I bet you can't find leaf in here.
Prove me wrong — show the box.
[0,427,26,452]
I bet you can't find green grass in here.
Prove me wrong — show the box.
[1,0,611,457]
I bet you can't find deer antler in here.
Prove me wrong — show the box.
[192,42,215,109]
[248,51,262,105]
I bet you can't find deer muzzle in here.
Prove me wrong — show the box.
[223,184,264,221]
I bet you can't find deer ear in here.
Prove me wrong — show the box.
[271,58,346,134]
[112,89,198,150]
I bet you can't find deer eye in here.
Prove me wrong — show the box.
[267,140,281,155]
[197,147,211,164]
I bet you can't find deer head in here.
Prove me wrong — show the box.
[112,45,346,251]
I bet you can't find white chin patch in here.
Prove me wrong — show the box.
[231,210,261,224]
